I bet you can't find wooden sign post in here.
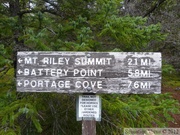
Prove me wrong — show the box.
[77,94,101,135]
[82,119,96,135]
[16,51,161,135]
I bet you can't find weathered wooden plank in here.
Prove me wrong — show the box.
[82,120,96,135]
[16,51,161,94]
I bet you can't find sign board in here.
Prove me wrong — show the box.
[77,95,101,121]
[16,51,161,94]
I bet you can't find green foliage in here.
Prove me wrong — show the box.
[162,70,180,88]
[22,28,52,51]
[100,93,180,134]
[14,0,166,52]
[0,91,42,134]
[0,44,12,66]
[99,16,166,51]
[0,67,42,134]
[0,16,17,37]
[162,62,176,75]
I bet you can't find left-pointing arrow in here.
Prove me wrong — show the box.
[17,81,22,86]
[17,69,23,74]
[18,58,23,63]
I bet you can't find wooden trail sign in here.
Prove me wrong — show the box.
[16,51,161,94]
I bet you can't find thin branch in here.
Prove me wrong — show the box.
[0,66,8,72]
[0,52,10,59]
[46,27,57,35]
[143,0,167,17]
[18,8,62,17]
[101,117,122,131]
[0,67,10,78]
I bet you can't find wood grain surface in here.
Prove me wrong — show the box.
[16,52,161,94]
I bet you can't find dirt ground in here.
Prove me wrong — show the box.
[162,86,180,127]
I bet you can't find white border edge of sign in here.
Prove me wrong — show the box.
[76,95,101,121]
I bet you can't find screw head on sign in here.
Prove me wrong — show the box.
[86,54,91,57]
[86,87,92,91]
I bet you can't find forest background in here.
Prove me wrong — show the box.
[0,0,180,134]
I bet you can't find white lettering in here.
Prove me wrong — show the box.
[128,58,132,65]
[64,58,70,65]
[44,69,50,75]
[65,81,70,88]
[31,80,36,88]
[42,57,70,65]
[24,57,37,64]
[51,81,56,88]
[91,81,96,88]
[38,68,43,76]
[31,69,36,76]
[128,69,133,77]
[50,69,56,77]
[141,70,151,77]
[75,81,103,89]
[57,81,70,88]
[87,58,95,65]
[44,80,50,87]
[58,58,64,65]
[22,80,71,89]
[75,58,81,65]
[24,57,32,64]
[83,81,89,88]
[97,81,102,88]
[22,68,69,77]
[38,80,43,87]
[128,81,151,89]
[80,69,86,77]
[128,69,151,77]
[127,58,138,65]
[95,58,104,65]
[74,69,79,76]
[32,57,38,64]
[74,57,112,65]
[56,69,62,76]
[42,57,49,64]
[141,59,151,66]
[24,80,29,87]
[63,69,68,76]
[24,68,29,75]
[76,81,81,88]
[73,69,103,77]
[106,58,112,65]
